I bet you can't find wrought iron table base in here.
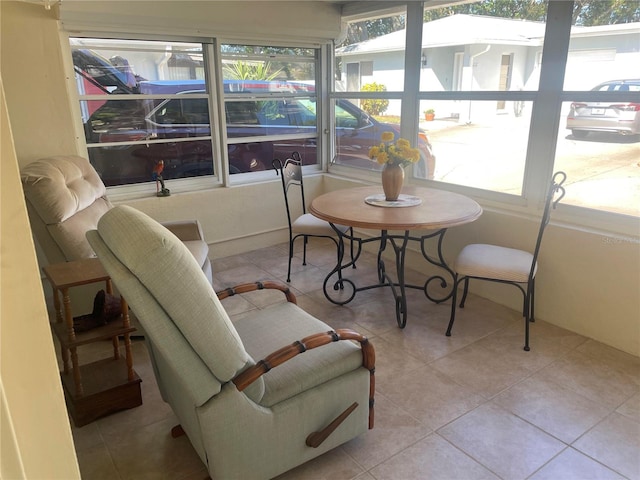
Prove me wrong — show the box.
[322,226,456,328]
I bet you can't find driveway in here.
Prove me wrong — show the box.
[422,116,640,217]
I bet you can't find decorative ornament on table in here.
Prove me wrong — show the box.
[368,132,420,201]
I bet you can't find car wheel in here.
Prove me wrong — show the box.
[572,129,588,139]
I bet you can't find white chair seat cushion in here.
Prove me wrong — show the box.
[292,213,349,237]
[454,243,536,283]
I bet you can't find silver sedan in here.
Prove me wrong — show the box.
[566,79,640,138]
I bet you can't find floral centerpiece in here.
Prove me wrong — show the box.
[368,131,420,167]
[368,132,420,201]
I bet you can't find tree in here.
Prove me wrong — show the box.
[423,0,639,25]
[572,0,640,25]
[341,16,405,46]
[339,1,639,47]
[223,61,283,81]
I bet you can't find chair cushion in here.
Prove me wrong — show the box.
[22,155,113,261]
[454,243,536,283]
[233,301,364,407]
[292,213,349,236]
[21,155,108,224]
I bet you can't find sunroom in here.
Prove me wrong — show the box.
[2,1,639,478]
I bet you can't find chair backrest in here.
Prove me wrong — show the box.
[272,152,306,229]
[529,171,567,279]
[21,155,113,263]
[86,205,263,405]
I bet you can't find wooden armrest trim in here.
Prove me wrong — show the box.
[216,281,296,304]
[232,328,375,429]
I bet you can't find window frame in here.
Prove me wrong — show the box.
[330,0,639,236]
[64,32,326,194]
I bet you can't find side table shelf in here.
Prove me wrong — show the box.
[43,258,142,427]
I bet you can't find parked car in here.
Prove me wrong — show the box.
[566,79,640,138]
[74,50,435,186]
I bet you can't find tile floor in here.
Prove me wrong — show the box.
[69,240,640,480]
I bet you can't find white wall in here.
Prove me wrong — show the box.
[0,77,80,479]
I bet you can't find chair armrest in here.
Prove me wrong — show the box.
[217,281,297,304]
[162,220,205,242]
[231,328,376,428]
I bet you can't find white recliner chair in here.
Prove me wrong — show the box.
[87,205,375,479]
[20,155,212,283]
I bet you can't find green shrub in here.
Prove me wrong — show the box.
[360,82,389,116]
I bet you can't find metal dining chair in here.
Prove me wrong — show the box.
[273,152,355,283]
[446,171,567,351]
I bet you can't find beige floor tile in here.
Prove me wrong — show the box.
[101,416,205,480]
[380,365,485,430]
[71,420,105,452]
[245,245,309,280]
[438,402,565,479]
[429,342,533,398]
[538,350,640,409]
[285,263,333,293]
[213,264,275,290]
[305,242,345,269]
[477,319,587,371]
[573,413,640,480]
[368,433,499,480]
[273,446,364,480]
[211,251,254,273]
[71,248,640,479]
[529,447,626,480]
[617,392,640,422]
[75,442,121,480]
[577,339,640,370]
[380,320,471,364]
[341,394,432,470]
[493,374,611,443]
[363,336,427,385]
[353,473,376,480]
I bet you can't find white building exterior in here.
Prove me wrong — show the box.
[336,15,640,119]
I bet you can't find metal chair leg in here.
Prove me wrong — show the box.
[302,236,308,266]
[459,277,470,308]
[446,274,459,336]
[349,227,356,269]
[287,239,294,283]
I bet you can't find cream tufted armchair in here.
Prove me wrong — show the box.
[20,155,212,283]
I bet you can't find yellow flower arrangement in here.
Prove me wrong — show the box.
[368,132,421,167]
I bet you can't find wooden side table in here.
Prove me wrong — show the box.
[43,257,142,427]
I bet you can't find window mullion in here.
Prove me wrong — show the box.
[523,0,574,208]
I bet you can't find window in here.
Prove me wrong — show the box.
[333,0,639,218]
[69,38,321,187]
[414,10,546,196]
[331,9,425,178]
[220,44,320,175]
[555,18,640,216]
[70,38,212,187]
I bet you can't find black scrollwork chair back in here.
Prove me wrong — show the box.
[447,171,567,351]
[273,152,355,282]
